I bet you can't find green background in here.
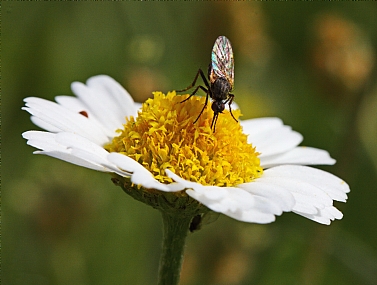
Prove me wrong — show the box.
[3,2,377,285]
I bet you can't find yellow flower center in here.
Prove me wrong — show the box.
[105,91,263,187]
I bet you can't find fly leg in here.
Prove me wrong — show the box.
[177,68,214,127]
[176,68,207,92]
[225,94,238,123]
[193,89,210,124]
[177,68,211,103]
[180,85,208,103]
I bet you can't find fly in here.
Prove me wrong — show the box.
[177,36,237,132]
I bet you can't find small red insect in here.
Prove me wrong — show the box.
[79,111,88,118]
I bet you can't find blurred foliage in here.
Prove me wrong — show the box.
[3,2,377,285]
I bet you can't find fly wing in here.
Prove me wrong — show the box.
[210,36,234,87]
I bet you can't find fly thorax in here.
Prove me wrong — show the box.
[211,77,231,100]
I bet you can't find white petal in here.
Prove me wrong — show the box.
[187,188,278,224]
[87,75,138,117]
[241,118,303,157]
[165,171,245,212]
[71,75,137,135]
[55,95,141,138]
[260,147,336,168]
[54,132,119,172]
[241,117,284,136]
[263,165,350,201]
[295,206,343,225]
[261,165,349,224]
[23,131,66,152]
[257,176,334,209]
[107,153,182,192]
[36,150,107,171]
[55,95,115,138]
[166,170,282,224]
[23,131,125,173]
[55,95,86,110]
[232,209,276,224]
[23,97,108,145]
[30,116,62,133]
[238,181,296,212]
[22,131,107,171]
[326,206,343,219]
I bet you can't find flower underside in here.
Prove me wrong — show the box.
[106,92,262,187]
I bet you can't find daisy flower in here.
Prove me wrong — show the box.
[22,75,349,226]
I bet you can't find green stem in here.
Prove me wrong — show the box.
[112,176,208,284]
[157,211,193,285]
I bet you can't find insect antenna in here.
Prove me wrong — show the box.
[211,112,219,132]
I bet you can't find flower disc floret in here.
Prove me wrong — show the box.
[106,91,263,187]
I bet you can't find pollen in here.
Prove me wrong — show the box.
[105,92,263,187]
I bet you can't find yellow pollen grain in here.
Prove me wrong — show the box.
[105,91,263,187]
